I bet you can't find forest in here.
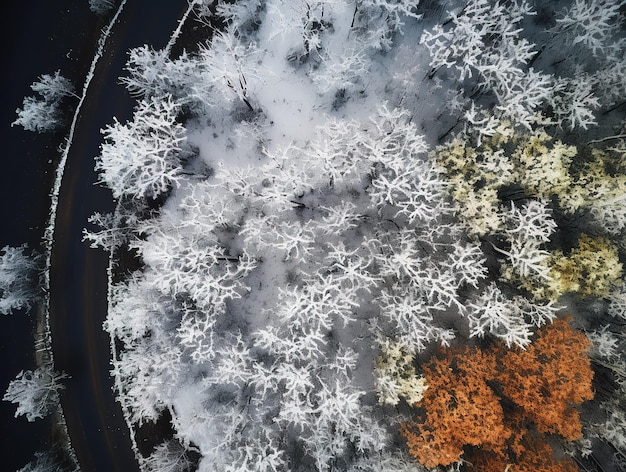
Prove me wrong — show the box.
[3,0,626,471]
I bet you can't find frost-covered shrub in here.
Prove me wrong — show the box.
[88,0,116,15]
[13,71,76,133]
[3,366,67,422]
[144,439,195,472]
[0,244,40,315]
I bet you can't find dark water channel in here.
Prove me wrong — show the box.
[1,1,187,471]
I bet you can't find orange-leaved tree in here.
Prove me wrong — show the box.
[400,318,593,471]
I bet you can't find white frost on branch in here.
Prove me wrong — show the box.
[12,70,76,133]
[144,439,195,472]
[554,0,626,57]
[0,244,40,315]
[465,282,558,348]
[494,200,556,282]
[89,0,116,15]
[3,366,67,422]
[95,96,187,200]
[195,32,261,111]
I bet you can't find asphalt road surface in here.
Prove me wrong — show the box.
[48,2,187,471]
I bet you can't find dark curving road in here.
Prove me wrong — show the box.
[48,2,187,471]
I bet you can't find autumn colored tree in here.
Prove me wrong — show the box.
[401,318,593,471]
[400,345,508,468]
[469,425,579,472]
[542,234,623,301]
[497,318,594,440]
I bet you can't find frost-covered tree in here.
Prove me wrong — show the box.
[29,71,77,102]
[3,366,67,422]
[374,340,427,406]
[13,71,76,133]
[420,0,543,125]
[132,212,256,312]
[88,0,116,15]
[82,206,143,251]
[497,200,556,283]
[12,97,65,133]
[420,0,616,131]
[551,75,601,130]
[553,0,626,57]
[144,439,195,472]
[17,448,71,472]
[208,0,265,39]
[0,244,40,315]
[95,96,188,200]
[120,46,201,111]
[195,32,260,111]
[113,336,183,425]
[354,0,421,32]
[104,273,164,345]
[208,332,388,471]
[401,319,592,469]
[465,283,558,348]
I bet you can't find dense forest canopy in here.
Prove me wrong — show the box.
[6,0,626,471]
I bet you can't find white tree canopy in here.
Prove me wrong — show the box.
[95,96,188,200]
[0,244,40,315]
[29,70,76,102]
[17,449,67,472]
[12,71,76,133]
[144,439,195,472]
[3,366,67,422]
[88,0,116,15]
